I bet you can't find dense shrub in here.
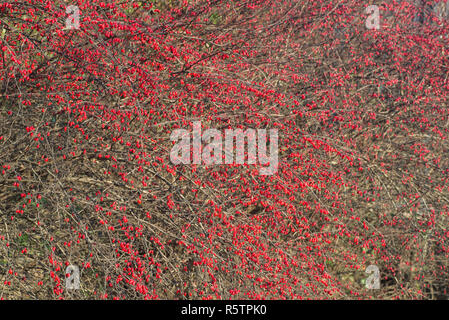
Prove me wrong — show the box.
[0,0,448,299]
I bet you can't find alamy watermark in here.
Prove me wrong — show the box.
[364,1,449,30]
[170,121,279,175]
[365,264,380,289]
[366,5,381,30]
[65,5,80,30]
[65,264,80,290]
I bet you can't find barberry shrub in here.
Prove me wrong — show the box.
[0,0,448,299]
